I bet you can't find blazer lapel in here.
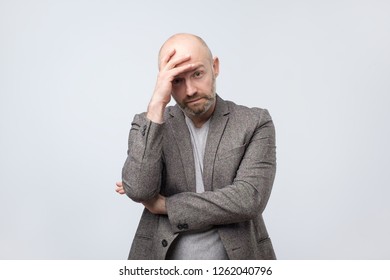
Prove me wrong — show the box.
[203,96,230,191]
[168,106,196,192]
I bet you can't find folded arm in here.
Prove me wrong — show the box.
[121,114,164,202]
[165,109,276,233]
[120,109,276,232]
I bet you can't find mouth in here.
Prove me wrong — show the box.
[186,97,204,104]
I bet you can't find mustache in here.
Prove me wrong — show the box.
[185,94,213,103]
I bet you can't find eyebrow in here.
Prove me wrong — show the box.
[192,65,206,72]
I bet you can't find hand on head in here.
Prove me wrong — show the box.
[147,49,199,123]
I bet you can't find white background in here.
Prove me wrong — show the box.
[1,0,389,259]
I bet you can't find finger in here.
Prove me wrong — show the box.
[115,187,125,195]
[115,181,122,187]
[164,54,191,71]
[169,62,202,79]
[160,49,176,69]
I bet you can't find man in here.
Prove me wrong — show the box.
[116,33,276,259]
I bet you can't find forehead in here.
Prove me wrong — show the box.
[160,37,211,63]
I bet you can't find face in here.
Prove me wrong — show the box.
[171,59,218,117]
[161,37,219,118]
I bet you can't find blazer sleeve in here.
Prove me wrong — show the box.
[165,109,276,233]
[122,113,164,202]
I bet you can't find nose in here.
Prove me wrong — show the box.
[185,80,197,97]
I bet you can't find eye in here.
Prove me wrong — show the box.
[172,77,183,85]
[193,71,203,79]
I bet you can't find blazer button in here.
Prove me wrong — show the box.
[161,239,168,247]
[177,223,188,230]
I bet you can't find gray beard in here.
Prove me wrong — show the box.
[180,80,217,117]
[181,94,216,117]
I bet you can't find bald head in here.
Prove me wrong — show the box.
[158,33,214,69]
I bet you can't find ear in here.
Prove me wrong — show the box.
[212,57,220,77]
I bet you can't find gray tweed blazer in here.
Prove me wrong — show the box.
[122,95,277,259]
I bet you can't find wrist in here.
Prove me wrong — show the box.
[147,100,167,124]
[160,196,167,215]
